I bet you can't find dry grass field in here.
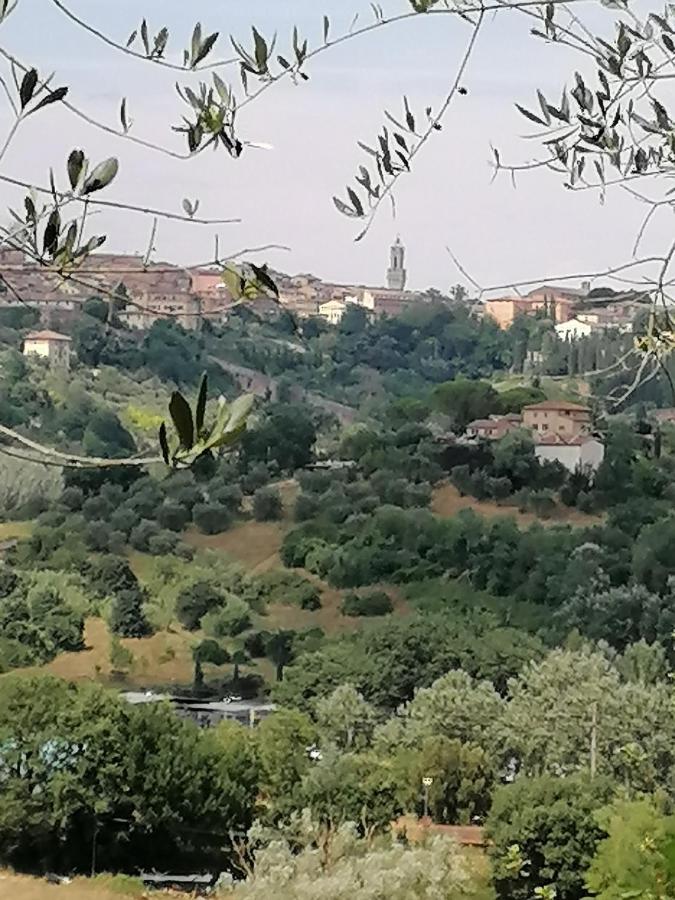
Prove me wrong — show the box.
[432,482,603,528]
[0,872,145,900]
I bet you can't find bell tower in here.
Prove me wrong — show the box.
[386,236,407,291]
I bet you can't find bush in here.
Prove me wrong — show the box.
[60,486,84,511]
[0,567,18,599]
[129,519,161,551]
[201,597,251,637]
[239,462,270,495]
[244,629,271,658]
[176,581,224,631]
[193,503,232,535]
[256,570,322,610]
[174,542,195,561]
[528,489,557,518]
[341,591,393,617]
[110,590,151,638]
[208,483,243,512]
[82,495,112,522]
[252,486,283,522]
[109,506,137,537]
[156,502,190,533]
[294,492,320,522]
[85,520,113,552]
[108,531,127,555]
[148,531,179,555]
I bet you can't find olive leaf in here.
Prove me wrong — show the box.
[29,86,68,115]
[159,373,255,468]
[169,391,195,450]
[19,69,38,109]
[195,373,208,435]
[67,149,85,190]
[82,158,119,194]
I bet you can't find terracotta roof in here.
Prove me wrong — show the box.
[467,419,496,429]
[523,400,589,412]
[24,330,71,342]
[535,433,601,447]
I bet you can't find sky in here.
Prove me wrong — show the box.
[0,0,669,294]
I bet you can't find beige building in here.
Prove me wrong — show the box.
[522,400,591,438]
[23,330,72,369]
[319,298,348,325]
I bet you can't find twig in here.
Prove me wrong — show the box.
[48,0,237,73]
[0,173,241,225]
[354,8,486,241]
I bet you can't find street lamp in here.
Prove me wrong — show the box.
[422,776,434,821]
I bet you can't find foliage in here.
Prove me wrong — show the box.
[585,800,675,899]
[0,675,259,874]
[110,589,151,638]
[487,775,614,900]
[252,486,283,521]
[341,590,393,617]
[231,816,479,900]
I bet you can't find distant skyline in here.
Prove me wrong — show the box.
[0,0,667,295]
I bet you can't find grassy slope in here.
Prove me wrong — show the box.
[0,873,144,900]
[6,479,598,688]
[432,482,603,527]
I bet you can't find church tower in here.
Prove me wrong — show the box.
[386,236,407,291]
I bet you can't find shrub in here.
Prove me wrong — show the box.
[252,486,283,522]
[0,567,18,599]
[109,506,137,537]
[108,531,127,555]
[84,520,113,552]
[193,503,232,535]
[244,629,271,658]
[110,589,151,638]
[528,489,557,518]
[82,495,113,522]
[240,462,270,495]
[294,492,320,522]
[60,486,84,511]
[256,570,322,610]
[201,598,251,638]
[157,502,190,533]
[148,531,179,556]
[171,484,204,512]
[176,581,224,631]
[129,519,161,551]
[341,591,393,617]
[174,542,195,561]
[208,483,243,512]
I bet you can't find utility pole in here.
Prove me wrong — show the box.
[422,776,433,823]
[590,702,598,779]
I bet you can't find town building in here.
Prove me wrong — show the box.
[387,236,407,291]
[521,399,591,438]
[22,329,72,369]
[554,317,596,340]
[465,413,522,440]
[319,298,348,325]
[534,433,605,472]
[484,286,582,330]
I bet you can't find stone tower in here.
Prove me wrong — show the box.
[386,236,407,291]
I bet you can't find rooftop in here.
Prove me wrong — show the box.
[523,400,590,412]
[24,330,72,342]
[536,433,598,447]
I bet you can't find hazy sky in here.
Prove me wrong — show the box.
[1,0,668,293]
